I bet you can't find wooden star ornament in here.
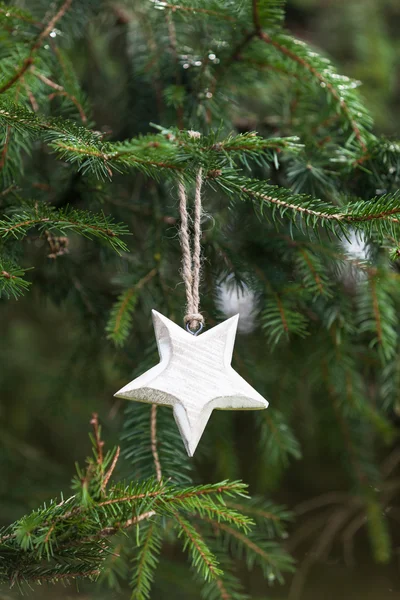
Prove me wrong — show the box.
[115,311,269,456]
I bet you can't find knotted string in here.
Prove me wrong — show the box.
[178,167,204,333]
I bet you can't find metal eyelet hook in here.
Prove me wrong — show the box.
[186,321,204,336]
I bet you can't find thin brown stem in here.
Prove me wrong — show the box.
[0,0,73,94]
[54,143,184,171]
[242,187,341,220]
[74,511,156,546]
[151,405,162,482]
[101,446,120,492]
[48,90,87,123]
[90,413,104,466]
[30,569,101,583]
[0,126,11,171]
[34,70,63,91]
[97,483,238,508]
[174,513,221,578]
[244,187,400,224]
[252,0,261,32]
[2,216,118,238]
[24,81,39,112]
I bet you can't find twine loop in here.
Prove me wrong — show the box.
[183,313,204,327]
[178,160,204,334]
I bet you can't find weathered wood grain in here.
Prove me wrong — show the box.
[115,311,269,456]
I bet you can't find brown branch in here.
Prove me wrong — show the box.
[0,126,11,171]
[174,513,221,578]
[0,184,18,197]
[275,293,289,332]
[151,405,162,482]
[48,90,87,123]
[97,484,238,508]
[94,510,156,539]
[57,510,156,549]
[33,70,63,91]
[31,569,101,583]
[242,187,342,220]
[90,413,104,466]
[299,248,323,294]
[0,0,73,95]
[243,187,400,224]
[44,523,55,544]
[2,216,118,238]
[354,210,400,223]
[252,0,261,32]
[33,69,88,123]
[54,143,184,171]
[35,0,73,48]
[215,578,231,600]
[101,446,120,492]
[23,81,39,112]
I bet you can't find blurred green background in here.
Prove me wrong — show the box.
[2,0,400,598]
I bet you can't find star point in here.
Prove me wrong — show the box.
[114,312,269,456]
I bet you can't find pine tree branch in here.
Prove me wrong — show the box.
[241,186,341,220]
[0,0,73,95]
[48,91,88,123]
[107,267,158,346]
[0,204,129,252]
[0,5,42,27]
[257,31,368,151]
[131,520,162,600]
[174,513,223,581]
[90,511,156,540]
[0,258,31,298]
[32,67,88,122]
[98,482,247,508]
[209,520,294,582]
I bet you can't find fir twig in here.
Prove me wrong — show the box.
[0,0,73,94]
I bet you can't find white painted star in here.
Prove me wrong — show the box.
[115,310,269,456]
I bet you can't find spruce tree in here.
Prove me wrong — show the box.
[1,1,399,598]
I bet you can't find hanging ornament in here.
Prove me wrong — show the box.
[115,150,269,456]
